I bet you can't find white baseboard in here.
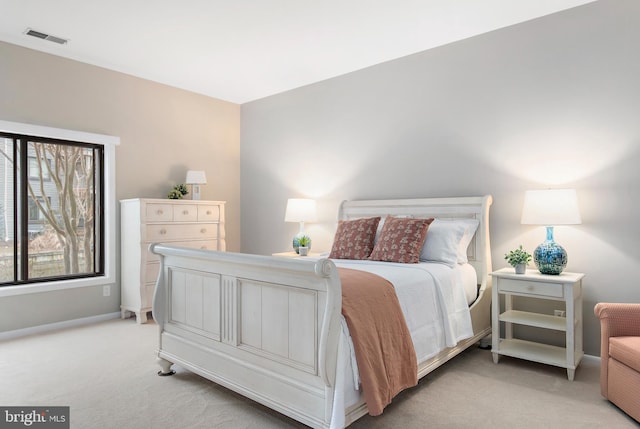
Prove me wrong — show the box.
[0,317,605,364]
[0,312,121,341]
[583,354,600,363]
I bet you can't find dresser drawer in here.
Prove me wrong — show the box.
[145,262,160,283]
[198,205,221,221]
[146,223,218,241]
[173,204,198,222]
[498,278,563,298]
[145,203,174,222]
[143,240,220,262]
[177,240,220,251]
[143,283,155,308]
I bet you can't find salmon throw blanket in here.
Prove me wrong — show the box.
[339,267,418,416]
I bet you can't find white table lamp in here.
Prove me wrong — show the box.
[186,170,207,200]
[521,189,581,275]
[284,198,317,253]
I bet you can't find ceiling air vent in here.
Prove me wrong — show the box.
[24,28,68,45]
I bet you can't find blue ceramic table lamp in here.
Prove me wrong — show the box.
[520,189,581,275]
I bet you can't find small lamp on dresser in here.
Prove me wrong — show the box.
[521,188,581,275]
[186,170,207,200]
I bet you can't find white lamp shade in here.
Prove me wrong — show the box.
[284,198,317,223]
[185,170,207,184]
[521,189,582,226]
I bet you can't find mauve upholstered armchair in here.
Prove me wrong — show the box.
[594,303,640,423]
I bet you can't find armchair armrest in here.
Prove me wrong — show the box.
[594,302,640,398]
[595,303,640,338]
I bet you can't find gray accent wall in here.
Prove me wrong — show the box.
[241,0,640,356]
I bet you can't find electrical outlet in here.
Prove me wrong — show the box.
[554,310,566,317]
[103,285,111,297]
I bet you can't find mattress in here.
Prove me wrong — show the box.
[329,260,477,428]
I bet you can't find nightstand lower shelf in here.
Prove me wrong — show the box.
[499,310,567,331]
[494,339,583,380]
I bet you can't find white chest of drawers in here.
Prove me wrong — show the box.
[120,198,226,323]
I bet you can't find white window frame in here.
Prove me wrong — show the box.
[0,120,119,297]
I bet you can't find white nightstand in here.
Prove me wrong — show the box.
[491,268,585,380]
[272,251,324,259]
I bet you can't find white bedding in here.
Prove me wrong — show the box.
[330,261,476,428]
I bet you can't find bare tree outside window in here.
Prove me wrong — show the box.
[0,135,103,284]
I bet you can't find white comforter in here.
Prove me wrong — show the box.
[330,260,475,428]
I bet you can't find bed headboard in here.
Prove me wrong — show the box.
[337,195,493,290]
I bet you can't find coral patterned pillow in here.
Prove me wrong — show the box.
[369,217,434,263]
[329,217,381,260]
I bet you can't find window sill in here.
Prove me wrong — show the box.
[0,275,113,297]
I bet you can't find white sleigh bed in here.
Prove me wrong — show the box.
[151,195,493,428]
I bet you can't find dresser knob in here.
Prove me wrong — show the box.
[201,246,207,249]
[200,228,207,233]
[157,209,163,215]
[206,210,212,215]
[160,229,167,235]
[183,210,189,215]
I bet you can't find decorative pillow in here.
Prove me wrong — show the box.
[369,217,434,263]
[420,218,480,265]
[329,217,381,260]
[373,214,413,244]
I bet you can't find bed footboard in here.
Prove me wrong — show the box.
[150,244,342,429]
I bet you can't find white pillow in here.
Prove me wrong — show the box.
[420,219,480,265]
[456,219,480,263]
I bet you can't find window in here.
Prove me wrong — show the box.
[0,134,104,284]
[28,196,50,221]
[28,156,51,180]
[0,120,120,298]
[0,116,120,290]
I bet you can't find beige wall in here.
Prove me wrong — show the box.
[0,41,240,332]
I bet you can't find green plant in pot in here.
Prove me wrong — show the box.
[297,235,311,256]
[504,245,532,274]
[168,184,189,199]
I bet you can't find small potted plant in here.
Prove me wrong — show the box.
[504,245,532,274]
[168,184,189,199]
[297,235,311,256]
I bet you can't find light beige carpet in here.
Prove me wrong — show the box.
[0,318,636,429]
